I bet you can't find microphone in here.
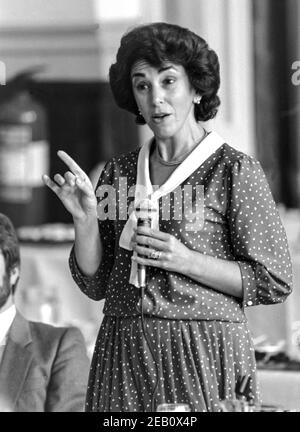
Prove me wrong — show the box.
[135,199,160,412]
[135,199,191,413]
[135,199,157,288]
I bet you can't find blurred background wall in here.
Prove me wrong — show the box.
[0,0,300,404]
[0,0,258,226]
[1,0,299,213]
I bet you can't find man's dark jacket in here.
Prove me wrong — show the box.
[0,312,90,412]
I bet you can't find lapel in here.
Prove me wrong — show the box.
[0,312,33,411]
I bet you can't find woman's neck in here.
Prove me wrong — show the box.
[155,125,207,163]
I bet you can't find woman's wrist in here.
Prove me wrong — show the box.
[182,249,243,298]
[73,211,98,227]
[182,248,203,278]
[73,212,102,277]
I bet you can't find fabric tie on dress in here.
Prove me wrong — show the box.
[119,131,225,287]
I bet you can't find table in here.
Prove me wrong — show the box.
[258,369,300,411]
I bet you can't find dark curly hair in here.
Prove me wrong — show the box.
[0,213,20,293]
[109,22,220,124]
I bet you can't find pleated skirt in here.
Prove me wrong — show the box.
[85,315,260,412]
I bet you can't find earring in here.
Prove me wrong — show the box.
[194,95,201,105]
[135,110,146,125]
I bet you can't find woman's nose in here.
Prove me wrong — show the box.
[151,88,164,106]
[154,97,163,106]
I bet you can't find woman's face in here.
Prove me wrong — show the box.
[131,60,198,140]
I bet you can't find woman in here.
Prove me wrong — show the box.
[43,23,293,412]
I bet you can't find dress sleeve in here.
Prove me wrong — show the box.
[228,155,293,308]
[69,160,116,301]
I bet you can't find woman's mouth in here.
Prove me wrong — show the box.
[151,113,171,123]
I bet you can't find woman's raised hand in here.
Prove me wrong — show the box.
[42,151,97,222]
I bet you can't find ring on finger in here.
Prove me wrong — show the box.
[149,249,162,260]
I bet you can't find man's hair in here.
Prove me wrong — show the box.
[0,213,20,289]
[109,22,221,123]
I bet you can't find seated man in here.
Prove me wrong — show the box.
[0,213,90,412]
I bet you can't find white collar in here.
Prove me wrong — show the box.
[119,130,225,287]
[0,304,16,346]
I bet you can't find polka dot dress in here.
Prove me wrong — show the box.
[69,142,293,412]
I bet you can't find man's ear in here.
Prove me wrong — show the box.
[9,266,20,287]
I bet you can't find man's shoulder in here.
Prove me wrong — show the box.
[28,320,88,368]
[28,319,84,344]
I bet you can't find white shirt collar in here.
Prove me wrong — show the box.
[0,304,16,346]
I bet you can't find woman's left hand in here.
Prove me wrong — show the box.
[131,226,193,275]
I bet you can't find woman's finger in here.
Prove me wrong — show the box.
[136,226,170,241]
[64,171,76,187]
[136,234,166,250]
[42,174,61,196]
[54,173,65,186]
[134,244,165,258]
[132,255,164,268]
[74,175,95,198]
[57,150,87,179]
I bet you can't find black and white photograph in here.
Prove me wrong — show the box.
[0,0,299,417]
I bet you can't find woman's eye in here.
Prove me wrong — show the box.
[164,77,176,85]
[136,82,149,91]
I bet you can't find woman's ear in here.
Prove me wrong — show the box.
[9,266,20,288]
[193,95,201,105]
